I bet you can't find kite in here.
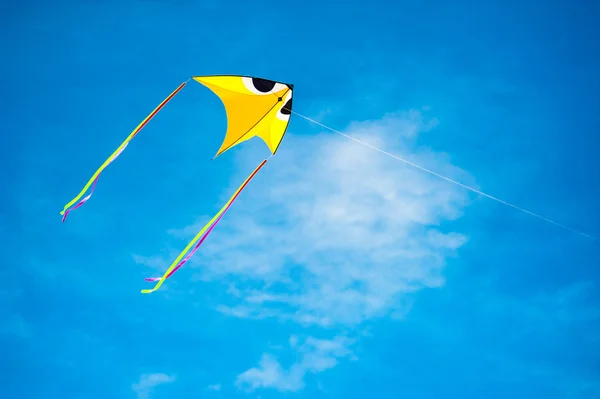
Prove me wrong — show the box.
[60,75,294,293]
[61,74,599,297]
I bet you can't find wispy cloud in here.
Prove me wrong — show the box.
[207,383,221,391]
[133,254,169,272]
[163,109,471,327]
[236,335,355,392]
[138,108,473,390]
[132,373,175,399]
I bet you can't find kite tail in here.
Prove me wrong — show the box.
[60,80,188,222]
[141,158,269,294]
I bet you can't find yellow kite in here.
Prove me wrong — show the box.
[60,75,294,293]
[197,76,293,157]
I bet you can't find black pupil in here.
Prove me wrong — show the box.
[252,77,276,93]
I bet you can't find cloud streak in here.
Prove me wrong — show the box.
[132,373,175,399]
[236,335,355,392]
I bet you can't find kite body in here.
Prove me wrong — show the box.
[60,75,294,293]
[193,76,293,157]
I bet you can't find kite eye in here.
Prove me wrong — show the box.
[242,77,287,95]
[281,98,292,115]
[276,91,293,121]
[252,77,276,92]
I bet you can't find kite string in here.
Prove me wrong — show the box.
[291,111,599,243]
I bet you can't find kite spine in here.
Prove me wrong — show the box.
[60,80,189,222]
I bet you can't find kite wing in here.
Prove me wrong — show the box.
[192,75,293,158]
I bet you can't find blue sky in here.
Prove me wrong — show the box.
[3,0,600,398]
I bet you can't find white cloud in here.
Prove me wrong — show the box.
[164,109,471,327]
[207,383,221,391]
[132,373,175,399]
[236,335,355,392]
[139,108,473,391]
[133,254,169,272]
[236,353,302,392]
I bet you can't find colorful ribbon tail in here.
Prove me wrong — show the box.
[61,179,97,222]
[61,143,128,222]
[60,81,188,221]
[141,158,268,294]
[143,191,234,283]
